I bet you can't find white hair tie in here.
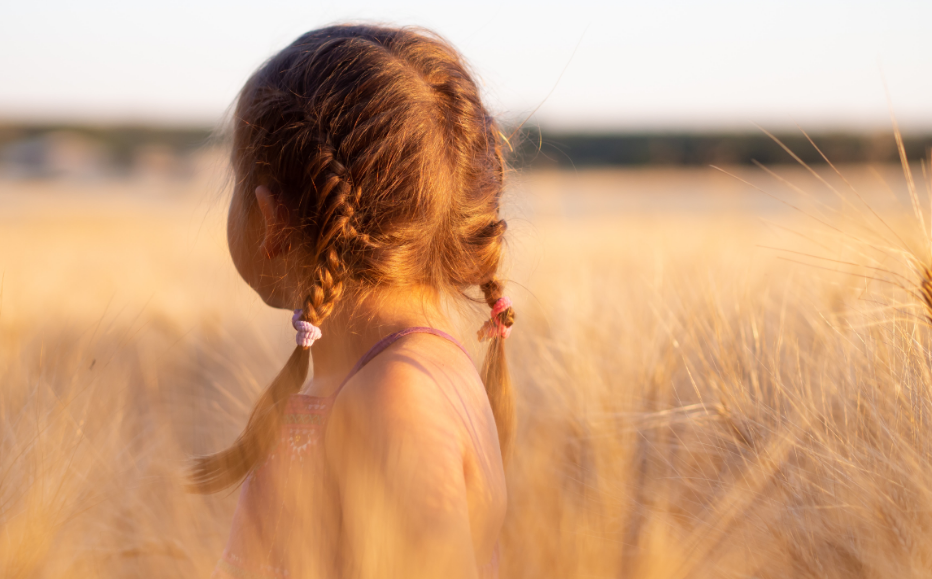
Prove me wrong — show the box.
[292,309,322,348]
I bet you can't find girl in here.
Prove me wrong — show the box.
[189,24,516,579]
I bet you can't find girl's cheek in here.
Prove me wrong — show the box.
[227,193,255,285]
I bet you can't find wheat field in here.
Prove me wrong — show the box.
[3,156,932,578]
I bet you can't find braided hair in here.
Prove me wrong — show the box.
[190,25,515,493]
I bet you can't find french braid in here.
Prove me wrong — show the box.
[189,144,359,492]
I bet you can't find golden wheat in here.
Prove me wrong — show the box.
[3,162,932,578]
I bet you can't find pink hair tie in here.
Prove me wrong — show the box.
[477,296,513,342]
[292,309,322,348]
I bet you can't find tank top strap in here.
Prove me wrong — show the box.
[334,327,472,395]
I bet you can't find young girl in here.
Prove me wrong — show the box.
[189,24,516,579]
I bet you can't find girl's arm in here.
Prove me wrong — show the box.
[328,354,480,579]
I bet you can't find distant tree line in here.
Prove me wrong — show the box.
[0,123,216,172]
[2,123,930,171]
[513,129,932,168]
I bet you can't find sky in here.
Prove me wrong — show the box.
[2,0,931,132]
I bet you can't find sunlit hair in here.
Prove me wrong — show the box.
[189,24,515,493]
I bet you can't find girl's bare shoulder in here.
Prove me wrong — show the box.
[324,334,489,532]
[327,333,485,454]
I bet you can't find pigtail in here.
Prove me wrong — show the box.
[480,279,516,463]
[187,340,311,493]
[188,148,355,494]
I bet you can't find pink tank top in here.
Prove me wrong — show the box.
[212,327,500,579]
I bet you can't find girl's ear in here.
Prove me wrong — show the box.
[255,185,291,259]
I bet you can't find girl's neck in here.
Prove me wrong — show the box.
[300,287,451,397]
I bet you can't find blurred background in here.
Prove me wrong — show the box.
[2,0,932,177]
[4,2,932,578]
[3,0,931,327]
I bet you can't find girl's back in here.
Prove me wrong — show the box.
[216,329,506,578]
[329,331,507,573]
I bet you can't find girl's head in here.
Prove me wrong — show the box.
[191,24,515,493]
